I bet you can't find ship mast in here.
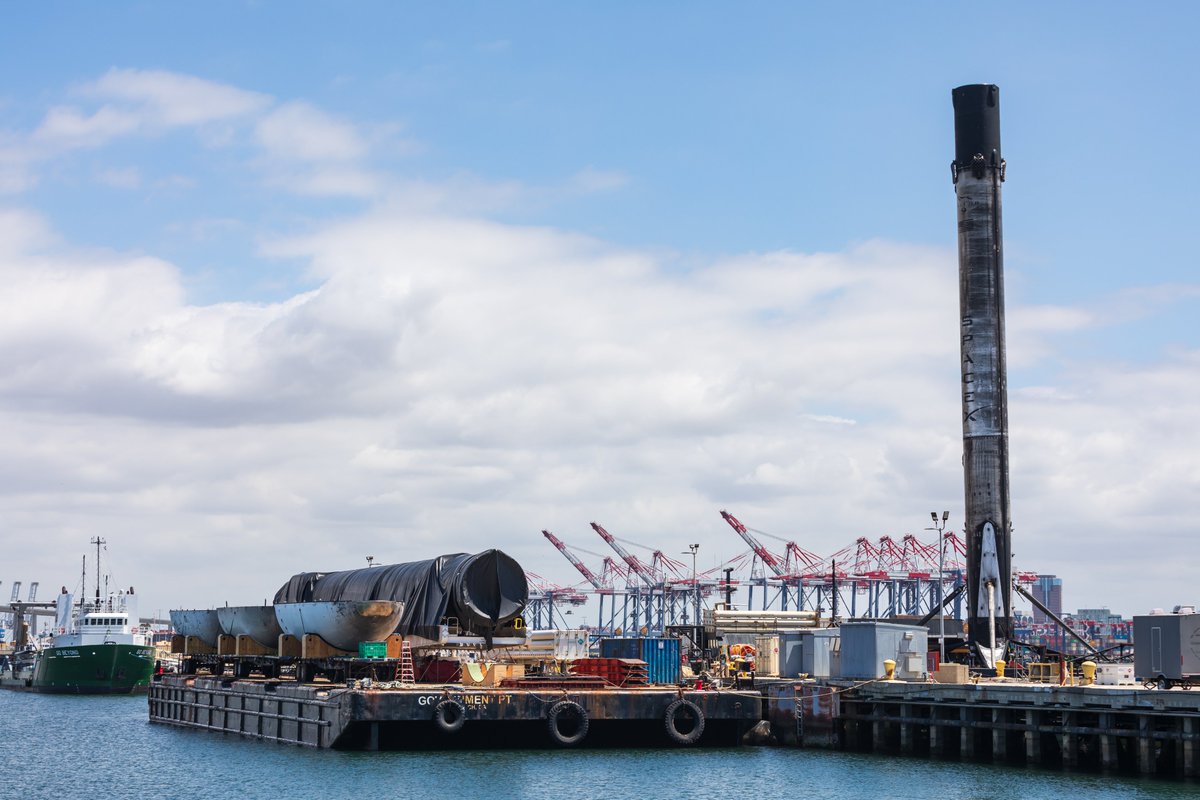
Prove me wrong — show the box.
[91,536,106,608]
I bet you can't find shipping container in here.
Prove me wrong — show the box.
[1133,612,1200,687]
[836,622,928,680]
[598,637,681,685]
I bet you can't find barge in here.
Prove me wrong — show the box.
[148,673,760,750]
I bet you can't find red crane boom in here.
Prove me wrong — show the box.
[542,529,606,590]
[719,510,787,577]
[590,522,658,586]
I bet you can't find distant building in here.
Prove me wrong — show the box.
[1032,575,1063,623]
[1076,607,1123,624]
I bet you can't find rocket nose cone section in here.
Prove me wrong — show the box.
[460,549,528,624]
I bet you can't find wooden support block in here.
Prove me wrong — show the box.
[301,634,353,660]
[184,635,216,655]
[278,634,302,658]
[385,634,405,659]
[170,634,186,655]
[932,663,969,683]
[217,634,237,656]
[236,635,275,656]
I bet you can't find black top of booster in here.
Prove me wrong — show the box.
[952,84,1001,167]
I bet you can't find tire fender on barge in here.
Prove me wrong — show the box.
[433,698,467,733]
[663,698,705,745]
[545,700,588,746]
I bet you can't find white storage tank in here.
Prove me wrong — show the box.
[754,635,780,676]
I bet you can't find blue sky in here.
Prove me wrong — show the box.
[1,3,1197,618]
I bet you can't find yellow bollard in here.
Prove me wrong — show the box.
[1081,660,1096,686]
[995,659,1006,679]
[883,659,896,680]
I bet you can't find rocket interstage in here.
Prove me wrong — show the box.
[952,84,1012,668]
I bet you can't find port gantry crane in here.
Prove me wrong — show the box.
[522,571,587,631]
[589,522,699,634]
[590,521,664,634]
[718,509,828,611]
[542,530,627,635]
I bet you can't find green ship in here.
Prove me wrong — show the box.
[5,540,155,694]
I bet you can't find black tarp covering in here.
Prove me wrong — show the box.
[273,550,528,641]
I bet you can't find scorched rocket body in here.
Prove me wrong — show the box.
[952,84,1013,668]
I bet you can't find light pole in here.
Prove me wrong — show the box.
[684,544,700,626]
[929,511,950,663]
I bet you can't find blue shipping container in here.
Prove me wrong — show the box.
[598,637,681,685]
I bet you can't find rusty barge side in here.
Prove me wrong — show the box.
[148,674,760,750]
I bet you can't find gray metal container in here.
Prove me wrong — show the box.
[777,629,840,678]
[1133,612,1200,682]
[836,622,928,680]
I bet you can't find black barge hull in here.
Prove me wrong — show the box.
[148,675,760,750]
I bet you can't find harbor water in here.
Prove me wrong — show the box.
[1,692,1193,800]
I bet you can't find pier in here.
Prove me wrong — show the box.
[765,679,1200,780]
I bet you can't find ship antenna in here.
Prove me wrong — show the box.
[91,536,106,607]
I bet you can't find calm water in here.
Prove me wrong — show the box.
[1,692,1194,800]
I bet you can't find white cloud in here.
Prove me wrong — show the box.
[20,69,271,156]
[255,101,367,162]
[3,68,1198,621]
[84,68,271,128]
[568,167,630,194]
[95,166,142,189]
[4,202,1198,618]
[31,105,140,149]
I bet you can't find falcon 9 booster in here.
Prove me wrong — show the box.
[952,84,1013,668]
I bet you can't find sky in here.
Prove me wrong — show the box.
[1,2,1198,621]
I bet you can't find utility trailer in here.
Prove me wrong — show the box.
[1133,610,1200,689]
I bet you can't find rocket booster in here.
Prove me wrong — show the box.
[952,84,1013,667]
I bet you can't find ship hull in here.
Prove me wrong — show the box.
[31,643,155,694]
